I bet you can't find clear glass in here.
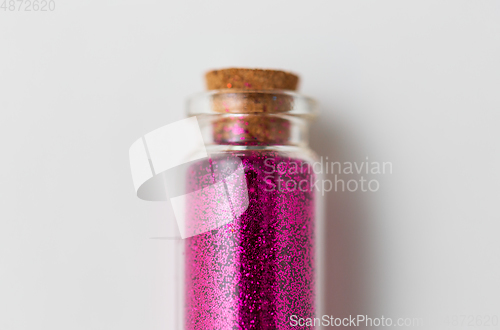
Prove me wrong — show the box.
[177,90,323,329]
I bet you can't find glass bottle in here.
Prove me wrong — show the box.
[178,70,323,329]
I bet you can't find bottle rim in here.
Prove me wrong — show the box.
[186,89,319,118]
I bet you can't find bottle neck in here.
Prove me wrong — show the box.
[186,90,318,148]
[196,114,310,147]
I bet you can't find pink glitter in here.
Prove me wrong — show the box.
[185,153,316,329]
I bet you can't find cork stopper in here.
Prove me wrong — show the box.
[205,68,299,91]
[205,68,299,145]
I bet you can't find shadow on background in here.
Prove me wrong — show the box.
[310,104,377,326]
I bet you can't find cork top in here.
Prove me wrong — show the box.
[201,68,307,145]
[205,68,299,91]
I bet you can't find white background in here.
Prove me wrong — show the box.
[1,1,499,329]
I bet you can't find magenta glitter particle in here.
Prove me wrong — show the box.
[185,153,316,329]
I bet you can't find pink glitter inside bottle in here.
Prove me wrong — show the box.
[183,69,321,329]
